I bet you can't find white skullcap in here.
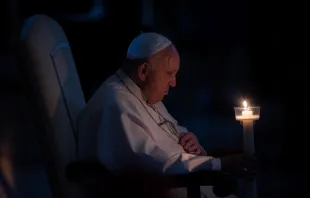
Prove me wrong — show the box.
[126,32,172,59]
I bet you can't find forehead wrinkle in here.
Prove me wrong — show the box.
[147,45,175,69]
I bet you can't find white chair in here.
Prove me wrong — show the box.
[20,14,85,198]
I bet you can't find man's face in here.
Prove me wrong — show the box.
[142,46,180,104]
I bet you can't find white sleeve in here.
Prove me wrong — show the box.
[103,103,221,174]
[176,124,189,133]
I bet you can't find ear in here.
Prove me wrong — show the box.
[137,63,149,81]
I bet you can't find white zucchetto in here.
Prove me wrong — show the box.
[126,32,172,59]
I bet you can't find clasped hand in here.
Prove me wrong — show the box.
[178,132,202,155]
[178,132,258,178]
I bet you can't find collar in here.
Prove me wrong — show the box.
[115,69,164,113]
[116,69,147,103]
[115,69,176,124]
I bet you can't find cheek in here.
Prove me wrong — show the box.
[147,73,168,93]
[157,75,169,89]
[146,75,159,91]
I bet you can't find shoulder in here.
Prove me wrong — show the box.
[83,75,143,118]
[110,89,142,116]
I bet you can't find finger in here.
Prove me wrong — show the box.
[189,149,200,155]
[187,143,200,153]
[179,133,192,143]
[183,140,196,150]
[179,133,193,145]
[186,145,200,155]
[191,149,201,156]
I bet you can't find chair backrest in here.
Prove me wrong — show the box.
[20,15,86,198]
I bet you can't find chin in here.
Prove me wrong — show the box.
[154,96,165,103]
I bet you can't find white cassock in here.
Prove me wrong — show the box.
[78,69,238,198]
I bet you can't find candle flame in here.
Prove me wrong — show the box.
[243,100,248,109]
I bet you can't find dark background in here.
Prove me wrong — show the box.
[1,0,309,197]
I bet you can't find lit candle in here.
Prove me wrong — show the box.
[235,100,259,120]
[233,100,260,198]
[242,100,253,116]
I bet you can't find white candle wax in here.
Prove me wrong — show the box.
[235,101,260,120]
[242,110,253,116]
[236,109,260,120]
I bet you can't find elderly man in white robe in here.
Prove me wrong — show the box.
[78,33,256,198]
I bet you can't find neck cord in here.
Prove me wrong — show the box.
[115,74,179,142]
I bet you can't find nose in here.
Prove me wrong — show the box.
[169,79,176,87]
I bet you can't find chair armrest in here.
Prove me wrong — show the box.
[66,161,237,197]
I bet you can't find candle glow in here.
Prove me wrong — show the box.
[235,100,260,120]
[243,100,248,109]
